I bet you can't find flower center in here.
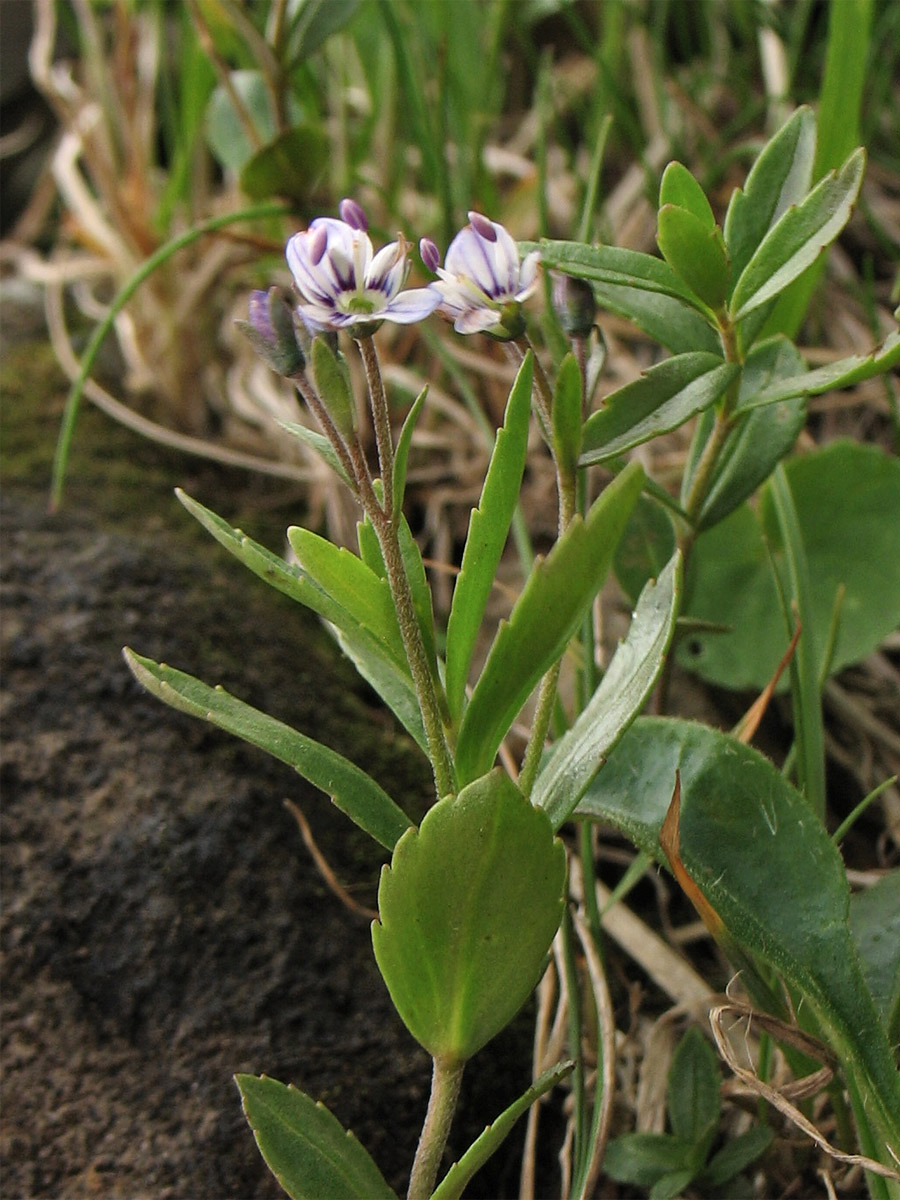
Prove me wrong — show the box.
[344,293,378,314]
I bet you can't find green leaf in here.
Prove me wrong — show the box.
[444,353,533,723]
[235,1074,396,1200]
[667,1026,721,1148]
[577,718,900,1160]
[660,161,717,228]
[729,148,866,321]
[736,328,900,411]
[174,490,424,749]
[396,513,440,687]
[650,1168,701,1200]
[287,527,408,669]
[240,125,329,204]
[534,551,681,830]
[700,1125,774,1188]
[603,1132,695,1187]
[685,337,807,530]
[372,770,566,1061]
[311,337,355,438]
[589,279,721,355]
[614,493,677,604]
[205,71,275,174]
[392,385,429,523]
[580,354,738,466]
[680,442,900,690]
[849,872,900,1043]
[723,107,817,284]
[454,461,644,787]
[122,650,412,851]
[285,0,362,66]
[657,206,730,311]
[536,239,709,309]
[431,1060,574,1200]
[552,353,583,476]
[279,421,354,487]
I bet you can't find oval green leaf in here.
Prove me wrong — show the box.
[372,770,566,1062]
[657,206,730,311]
[235,1074,396,1200]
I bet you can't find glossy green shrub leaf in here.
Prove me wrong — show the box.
[683,337,807,530]
[287,527,407,669]
[614,493,677,603]
[372,770,566,1062]
[737,328,900,411]
[723,107,817,284]
[577,717,900,1160]
[729,148,866,321]
[445,354,533,722]
[580,354,738,466]
[660,162,717,228]
[235,1074,396,1200]
[667,1027,720,1149]
[174,490,425,748]
[122,650,412,851]
[454,461,644,787]
[680,441,900,690]
[850,872,900,1043]
[431,1060,574,1200]
[534,552,680,829]
[657,207,730,311]
[241,125,329,204]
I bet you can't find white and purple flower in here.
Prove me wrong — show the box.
[286,199,440,334]
[428,212,540,337]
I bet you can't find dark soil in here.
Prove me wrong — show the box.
[0,340,542,1199]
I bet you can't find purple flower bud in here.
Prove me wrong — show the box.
[339,197,368,231]
[238,287,305,376]
[468,211,497,242]
[419,237,441,273]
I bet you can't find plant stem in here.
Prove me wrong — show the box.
[358,334,395,518]
[407,1056,465,1200]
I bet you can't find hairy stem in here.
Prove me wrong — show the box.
[407,1057,465,1200]
[358,334,395,518]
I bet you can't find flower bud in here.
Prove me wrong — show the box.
[236,288,305,376]
[338,197,368,231]
[551,272,596,338]
[419,237,441,273]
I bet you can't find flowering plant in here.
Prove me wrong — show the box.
[125,109,900,1199]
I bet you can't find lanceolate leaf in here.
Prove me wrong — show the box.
[580,354,738,466]
[729,148,866,321]
[657,206,730,311]
[576,718,900,1163]
[723,107,817,284]
[736,328,900,411]
[849,872,900,1043]
[660,162,717,228]
[235,1074,396,1200]
[454,461,645,787]
[536,240,707,309]
[552,353,583,476]
[279,420,353,486]
[534,551,681,829]
[445,353,534,723]
[392,385,429,522]
[589,280,721,355]
[122,650,413,850]
[288,527,408,669]
[683,337,807,529]
[175,490,425,748]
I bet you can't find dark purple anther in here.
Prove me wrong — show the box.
[339,197,369,231]
[468,211,497,242]
[419,237,441,273]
